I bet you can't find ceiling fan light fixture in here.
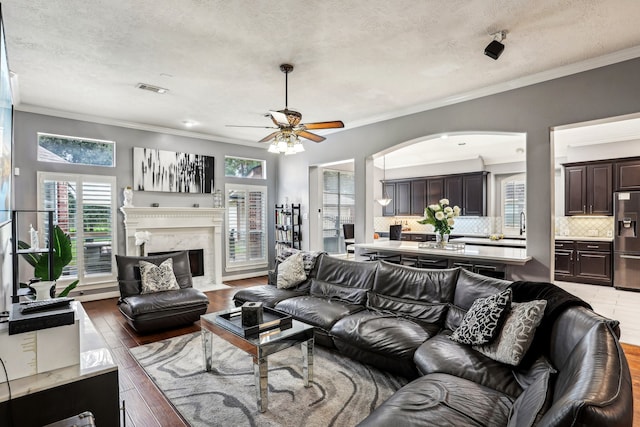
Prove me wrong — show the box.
[268,143,279,153]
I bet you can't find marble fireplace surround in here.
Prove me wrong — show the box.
[120,207,225,292]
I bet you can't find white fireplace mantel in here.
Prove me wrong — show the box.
[120,207,225,291]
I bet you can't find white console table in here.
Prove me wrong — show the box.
[0,302,119,426]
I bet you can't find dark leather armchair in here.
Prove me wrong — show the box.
[115,251,209,334]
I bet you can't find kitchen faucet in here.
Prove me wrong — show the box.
[519,211,526,236]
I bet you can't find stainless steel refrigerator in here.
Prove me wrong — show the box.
[614,191,640,290]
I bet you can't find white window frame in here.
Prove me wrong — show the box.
[224,156,266,179]
[37,132,116,167]
[37,171,118,288]
[500,173,526,236]
[225,183,268,271]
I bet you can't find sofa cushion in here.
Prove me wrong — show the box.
[450,288,512,345]
[119,287,209,317]
[371,262,459,303]
[275,295,364,332]
[474,300,547,366]
[414,333,522,397]
[356,373,513,427]
[311,278,369,305]
[314,255,378,290]
[139,258,180,294]
[233,285,309,308]
[332,310,438,358]
[277,252,307,289]
[444,268,511,331]
[367,293,448,325]
[508,356,557,427]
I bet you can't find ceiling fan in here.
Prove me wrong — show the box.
[228,64,344,152]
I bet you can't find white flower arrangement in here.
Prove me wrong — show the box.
[417,198,461,236]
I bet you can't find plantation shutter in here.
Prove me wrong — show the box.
[38,172,117,286]
[503,179,526,229]
[226,184,268,269]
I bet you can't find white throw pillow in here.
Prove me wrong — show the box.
[277,252,307,289]
[139,258,181,294]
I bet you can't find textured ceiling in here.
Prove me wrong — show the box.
[4,0,640,149]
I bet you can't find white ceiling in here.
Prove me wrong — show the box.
[4,1,640,151]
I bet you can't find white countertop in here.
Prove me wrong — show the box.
[554,235,613,242]
[0,301,117,401]
[355,240,532,265]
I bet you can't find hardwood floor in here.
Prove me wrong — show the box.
[83,277,640,427]
[82,277,262,427]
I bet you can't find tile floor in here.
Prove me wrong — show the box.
[555,281,640,346]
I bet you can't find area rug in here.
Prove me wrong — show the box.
[130,332,408,427]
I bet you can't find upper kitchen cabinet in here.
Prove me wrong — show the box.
[382,182,396,216]
[615,157,640,190]
[382,180,410,216]
[463,173,488,216]
[564,161,612,216]
[382,172,487,217]
[410,180,427,216]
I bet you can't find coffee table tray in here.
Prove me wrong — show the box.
[214,307,292,337]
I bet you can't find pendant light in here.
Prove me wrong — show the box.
[376,155,392,206]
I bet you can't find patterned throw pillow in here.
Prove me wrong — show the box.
[474,300,547,365]
[277,252,307,289]
[450,288,512,345]
[139,258,181,294]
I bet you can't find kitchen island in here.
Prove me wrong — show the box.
[354,240,531,280]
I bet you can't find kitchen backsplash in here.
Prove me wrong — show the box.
[555,216,614,237]
[374,215,614,238]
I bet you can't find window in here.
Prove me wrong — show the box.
[38,172,117,286]
[501,174,526,235]
[224,156,266,179]
[322,169,355,253]
[38,133,116,167]
[225,183,268,270]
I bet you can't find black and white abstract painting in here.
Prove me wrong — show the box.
[133,147,214,193]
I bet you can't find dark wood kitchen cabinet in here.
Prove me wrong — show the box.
[426,178,444,206]
[564,162,612,216]
[383,172,487,217]
[554,240,612,286]
[463,173,487,216]
[410,180,427,215]
[382,181,410,216]
[615,158,640,190]
[382,182,396,216]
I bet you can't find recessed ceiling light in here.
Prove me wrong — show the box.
[136,83,169,94]
[457,141,466,146]
[441,134,449,140]
[182,120,196,128]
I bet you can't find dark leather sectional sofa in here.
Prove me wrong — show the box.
[234,254,633,426]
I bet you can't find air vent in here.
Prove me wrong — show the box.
[135,83,169,94]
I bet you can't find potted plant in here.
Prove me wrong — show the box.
[18,225,79,298]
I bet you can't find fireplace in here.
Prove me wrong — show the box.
[120,206,225,291]
[148,249,205,277]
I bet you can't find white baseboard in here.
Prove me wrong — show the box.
[223,270,269,282]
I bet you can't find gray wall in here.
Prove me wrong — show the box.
[278,57,640,281]
[12,111,280,282]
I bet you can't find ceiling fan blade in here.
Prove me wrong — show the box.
[296,130,325,143]
[302,120,345,130]
[226,125,279,129]
[258,131,281,143]
[269,111,290,126]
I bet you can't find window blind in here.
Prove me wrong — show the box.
[226,184,267,269]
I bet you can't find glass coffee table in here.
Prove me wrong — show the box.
[200,308,315,412]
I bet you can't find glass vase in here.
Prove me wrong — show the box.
[436,233,450,247]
